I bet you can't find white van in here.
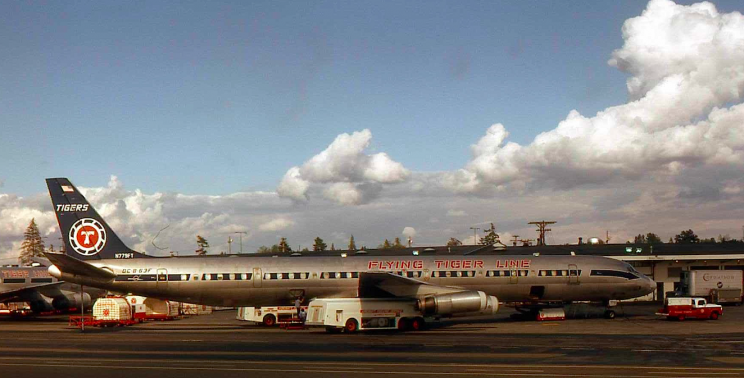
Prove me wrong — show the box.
[306,298,425,332]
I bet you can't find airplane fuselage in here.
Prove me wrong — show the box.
[51,254,655,307]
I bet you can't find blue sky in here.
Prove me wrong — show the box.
[2,0,744,257]
[0,1,669,195]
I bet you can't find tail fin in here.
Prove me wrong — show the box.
[46,178,147,260]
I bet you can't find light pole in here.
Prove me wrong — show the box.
[470,227,480,246]
[233,232,247,254]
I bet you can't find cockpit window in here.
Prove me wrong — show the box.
[625,264,640,275]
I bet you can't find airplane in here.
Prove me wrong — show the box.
[43,178,655,319]
[0,264,106,314]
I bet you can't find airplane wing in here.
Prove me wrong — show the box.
[43,252,116,281]
[0,282,65,303]
[359,272,468,298]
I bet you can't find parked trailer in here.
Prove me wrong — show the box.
[656,297,723,320]
[680,270,743,304]
[306,298,425,333]
[237,306,307,326]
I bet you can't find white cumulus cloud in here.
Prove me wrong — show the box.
[277,129,410,205]
[443,0,744,194]
[259,218,296,232]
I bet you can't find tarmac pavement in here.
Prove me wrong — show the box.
[1,303,743,377]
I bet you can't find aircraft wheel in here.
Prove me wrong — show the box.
[411,317,425,331]
[344,318,359,333]
[604,310,616,319]
[710,312,719,320]
[262,314,276,327]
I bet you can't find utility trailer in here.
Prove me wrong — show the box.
[679,270,743,304]
[305,298,426,333]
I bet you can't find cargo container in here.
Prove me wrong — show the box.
[181,303,213,315]
[126,296,179,320]
[680,270,743,304]
[143,298,180,320]
[92,297,132,325]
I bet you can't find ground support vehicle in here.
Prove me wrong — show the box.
[656,297,723,320]
[306,298,426,333]
[680,270,743,304]
[237,306,307,326]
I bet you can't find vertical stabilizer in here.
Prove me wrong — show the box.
[46,178,146,260]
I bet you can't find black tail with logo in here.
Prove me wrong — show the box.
[46,178,146,260]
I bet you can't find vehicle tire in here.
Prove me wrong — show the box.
[262,314,276,327]
[397,318,409,331]
[411,317,425,331]
[604,310,616,319]
[344,318,359,333]
[710,312,719,320]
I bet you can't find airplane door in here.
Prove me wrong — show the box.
[253,268,262,288]
[156,269,168,288]
[509,269,518,284]
[157,269,168,281]
[568,264,579,284]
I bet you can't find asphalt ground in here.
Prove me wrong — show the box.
[1,303,744,378]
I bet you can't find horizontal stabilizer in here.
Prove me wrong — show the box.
[44,252,116,281]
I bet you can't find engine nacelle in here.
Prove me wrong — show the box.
[29,299,54,313]
[52,292,92,311]
[419,291,494,316]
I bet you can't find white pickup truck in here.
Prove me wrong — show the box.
[656,297,723,321]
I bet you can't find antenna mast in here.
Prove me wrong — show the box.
[528,220,556,246]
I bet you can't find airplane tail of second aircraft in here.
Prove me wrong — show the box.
[46,178,146,260]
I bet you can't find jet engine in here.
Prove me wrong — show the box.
[52,292,92,311]
[418,291,498,316]
[28,298,54,313]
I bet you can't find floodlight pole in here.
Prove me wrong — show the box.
[470,227,480,246]
[234,232,248,254]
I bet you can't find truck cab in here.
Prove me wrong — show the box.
[657,297,723,321]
